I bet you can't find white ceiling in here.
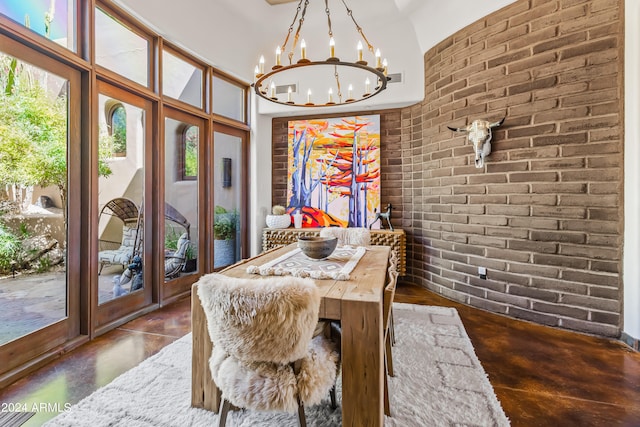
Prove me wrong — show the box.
[112,0,516,113]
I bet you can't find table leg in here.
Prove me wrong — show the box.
[341,298,384,426]
[191,286,221,412]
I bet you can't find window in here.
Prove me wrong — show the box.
[181,125,198,180]
[0,0,76,52]
[163,49,203,108]
[213,127,245,269]
[106,103,127,157]
[95,7,149,87]
[165,115,201,285]
[0,33,81,378]
[97,88,148,306]
[212,74,246,122]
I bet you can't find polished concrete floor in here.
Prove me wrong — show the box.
[0,283,638,426]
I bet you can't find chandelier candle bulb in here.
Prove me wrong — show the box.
[365,78,371,95]
[383,58,388,76]
[348,84,353,100]
[330,37,335,58]
[301,39,306,59]
[275,46,282,67]
[287,86,293,103]
[357,41,363,62]
[328,88,334,103]
[270,82,276,99]
[307,89,312,104]
[259,55,265,74]
[254,65,260,79]
[375,48,382,69]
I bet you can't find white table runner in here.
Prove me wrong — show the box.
[246,245,367,280]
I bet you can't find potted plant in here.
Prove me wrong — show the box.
[265,205,291,229]
[214,206,238,268]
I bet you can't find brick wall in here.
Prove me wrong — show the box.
[271,110,404,228]
[270,0,623,337]
[402,0,623,337]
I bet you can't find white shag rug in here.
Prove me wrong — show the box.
[45,303,509,427]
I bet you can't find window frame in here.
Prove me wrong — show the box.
[0,31,82,385]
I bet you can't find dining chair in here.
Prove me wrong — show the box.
[319,227,371,246]
[387,250,399,347]
[197,273,340,427]
[383,251,399,416]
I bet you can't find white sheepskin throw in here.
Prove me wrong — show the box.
[319,227,371,246]
[210,335,338,412]
[197,274,320,364]
[197,274,339,413]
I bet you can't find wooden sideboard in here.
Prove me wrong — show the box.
[262,227,406,275]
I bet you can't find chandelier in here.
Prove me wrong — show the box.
[253,0,390,107]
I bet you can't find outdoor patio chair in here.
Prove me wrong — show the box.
[98,224,139,275]
[164,232,190,279]
[98,198,141,275]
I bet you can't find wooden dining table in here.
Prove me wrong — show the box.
[191,243,391,427]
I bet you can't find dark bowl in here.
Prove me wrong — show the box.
[298,236,338,260]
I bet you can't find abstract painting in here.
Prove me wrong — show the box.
[287,115,381,228]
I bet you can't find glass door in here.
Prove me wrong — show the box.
[94,81,153,329]
[0,34,81,375]
[162,109,204,301]
[212,124,248,270]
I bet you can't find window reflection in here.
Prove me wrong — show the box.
[97,93,145,304]
[164,118,198,282]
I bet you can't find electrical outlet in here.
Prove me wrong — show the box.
[478,266,487,280]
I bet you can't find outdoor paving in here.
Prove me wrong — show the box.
[0,270,66,345]
[0,265,126,345]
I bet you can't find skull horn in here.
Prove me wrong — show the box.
[489,117,506,128]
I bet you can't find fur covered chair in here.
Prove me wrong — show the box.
[319,227,371,246]
[197,273,340,427]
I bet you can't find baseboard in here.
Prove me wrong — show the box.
[621,332,640,351]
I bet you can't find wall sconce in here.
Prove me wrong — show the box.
[222,158,232,188]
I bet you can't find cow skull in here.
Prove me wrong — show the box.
[448,117,505,168]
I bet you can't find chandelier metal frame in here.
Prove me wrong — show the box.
[252,0,390,107]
